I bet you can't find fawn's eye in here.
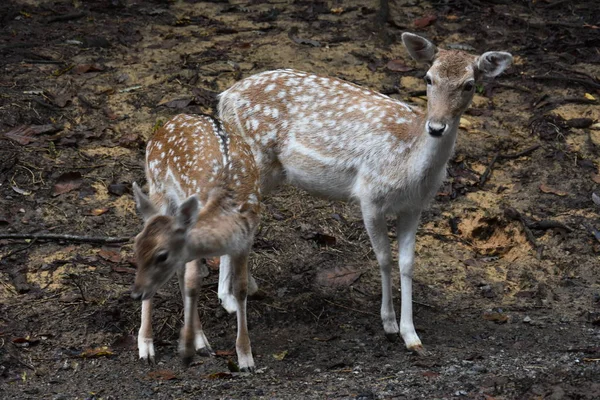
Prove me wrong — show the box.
[464,81,475,92]
[425,76,432,85]
[155,251,169,263]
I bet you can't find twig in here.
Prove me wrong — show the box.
[0,239,37,262]
[0,233,131,244]
[479,145,541,187]
[530,75,600,91]
[322,298,378,317]
[479,152,500,187]
[22,59,65,65]
[47,12,86,23]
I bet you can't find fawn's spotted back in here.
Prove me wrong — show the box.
[145,114,260,214]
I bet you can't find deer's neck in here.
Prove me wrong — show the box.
[184,205,254,260]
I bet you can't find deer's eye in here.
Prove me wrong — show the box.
[425,76,433,85]
[155,251,169,263]
[464,81,475,91]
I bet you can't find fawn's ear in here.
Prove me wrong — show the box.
[477,51,513,78]
[402,32,437,64]
[175,195,200,232]
[133,182,158,221]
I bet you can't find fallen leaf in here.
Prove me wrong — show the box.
[422,371,440,378]
[111,334,136,350]
[215,349,235,358]
[205,371,233,380]
[316,265,362,287]
[108,183,127,196]
[90,208,109,216]
[98,248,122,263]
[459,117,472,130]
[158,96,193,109]
[592,174,600,184]
[385,59,413,72]
[12,336,40,347]
[483,311,509,324]
[73,63,105,74]
[303,232,336,246]
[288,27,321,47]
[585,93,596,101]
[445,15,460,21]
[147,370,178,380]
[413,14,437,28]
[539,183,568,196]
[3,124,62,145]
[80,346,114,358]
[330,7,344,14]
[111,266,136,274]
[272,350,288,361]
[53,171,83,196]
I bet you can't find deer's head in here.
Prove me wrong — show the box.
[130,183,200,300]
[402,33,512,138]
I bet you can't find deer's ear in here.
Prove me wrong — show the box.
[175,195,200,232]
[402,32,437,64]
[133,182,158,221]
[477,51,513,78]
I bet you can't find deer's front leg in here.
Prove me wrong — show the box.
[138,298,155,362]
[397,211,425,355]
[178,260,211,366]
[361,200,399,342]
[178,262,214,359]
[231,251,255,372]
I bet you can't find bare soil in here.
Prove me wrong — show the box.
[1,0,599,399]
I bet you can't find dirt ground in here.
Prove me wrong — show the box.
[1,0,599,399]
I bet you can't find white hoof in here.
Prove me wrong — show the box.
[138,336,155,362]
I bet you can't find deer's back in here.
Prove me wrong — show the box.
[145,114,260,214]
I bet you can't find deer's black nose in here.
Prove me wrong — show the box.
[427,121,447,137]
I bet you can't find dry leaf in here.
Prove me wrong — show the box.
[158,96,193,109]
[584,93,596,101]
[111,266,136,274]
[98,248,122,263]
[385,59,413,72]
[147,370,178,381]
[215,349,235,358]
[483,311,508,324]
[205,372,233,380]
[73,63,105,74]
[592,174,600,184]
[80,346,114,358]
[91,208,109,216]
[330,7,344,14]
[413,14,437,28]
[3,124,62,145]
[316,266,362,287]
[539,183,568,196]
[459,117,472,130]
[53,171,82,196]
[272,350,288,361]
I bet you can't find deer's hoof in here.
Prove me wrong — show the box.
[408,344,428,357]
[385,332,399,342]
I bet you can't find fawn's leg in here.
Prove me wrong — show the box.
[218,255,237,313]
[230,251,255,372]
[178,260,211,366]
[138,298,155,362]
[397,211,425,355]
[360,200,399,341]
[178,261,213,357]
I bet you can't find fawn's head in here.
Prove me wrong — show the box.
[130,183,200,300]
[402,33,512,138]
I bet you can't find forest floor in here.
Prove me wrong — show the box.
[1,0,599,399]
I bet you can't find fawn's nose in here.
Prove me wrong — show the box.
[427,121,447,137]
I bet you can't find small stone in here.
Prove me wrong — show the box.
[523,316,532,323]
